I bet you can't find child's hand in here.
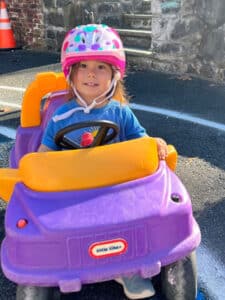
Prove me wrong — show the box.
[155,138,168,160]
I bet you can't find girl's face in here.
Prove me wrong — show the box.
[72,60,113,104]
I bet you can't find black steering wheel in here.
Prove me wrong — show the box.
[54,120,119,149]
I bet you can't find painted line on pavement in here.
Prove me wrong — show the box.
[0,86,25,109]
[0,86,26,92]
[131,103,225,132]
[0,100,21,108]
[0,84,224,132]
[1,101,225,140]
[0,100,225,133]
[0,126,17,139]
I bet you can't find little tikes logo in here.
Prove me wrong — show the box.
[89,238,128,258]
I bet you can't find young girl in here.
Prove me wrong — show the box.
[38,24,168,299]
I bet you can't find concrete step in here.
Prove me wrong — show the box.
[116,29,152,50]
[123,13,152,30]
[124,47,153,57]
[117,29,152,37]
[124,48,154,70]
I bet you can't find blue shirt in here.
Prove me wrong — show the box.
[42,99,147,150]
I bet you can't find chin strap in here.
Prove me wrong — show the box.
[53,77,118,122]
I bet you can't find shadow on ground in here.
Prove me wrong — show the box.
[0,50,60,75]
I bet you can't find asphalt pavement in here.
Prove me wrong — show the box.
[1,49,225,300]
[0,49,60,74]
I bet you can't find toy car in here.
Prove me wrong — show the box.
[0,72,201,300]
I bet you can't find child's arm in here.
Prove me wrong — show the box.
[155,137,168,160]
[37,144,53,152]
[121,106,168,160]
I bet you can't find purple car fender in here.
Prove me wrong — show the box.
[1,161,201,293]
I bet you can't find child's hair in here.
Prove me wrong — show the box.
[66,63,129,104]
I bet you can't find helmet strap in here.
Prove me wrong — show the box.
[53,76,118,122]
[71,77,118,114]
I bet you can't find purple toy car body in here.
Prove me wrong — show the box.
[0,72,201,300]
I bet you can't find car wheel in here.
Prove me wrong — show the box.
[16,285,61,300]
[160,251,197,300]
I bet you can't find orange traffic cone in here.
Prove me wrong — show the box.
[0,0,16,49]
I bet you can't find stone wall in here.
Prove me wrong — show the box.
[7,0,45,49]
[42,0,135,51]
[6,0,225,82]
[151,0,225,82]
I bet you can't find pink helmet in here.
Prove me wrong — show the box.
[61,24,126,79]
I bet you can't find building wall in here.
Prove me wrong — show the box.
[7,0,45,49]
[151,0,225,82]
[6,0,225,83]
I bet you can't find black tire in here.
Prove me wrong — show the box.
[16,285,61,300]
[160,251,197,300]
